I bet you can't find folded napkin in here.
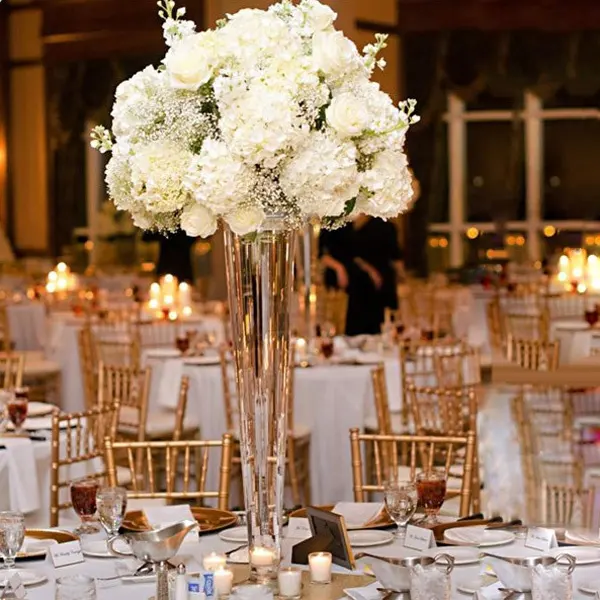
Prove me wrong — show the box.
[332,502,385,529]
[565,528,600,544]
[1,437,40,513]
[475,582,504,600]
[143,504,198,543]
[343,581,382,600]
[444,525,487,545]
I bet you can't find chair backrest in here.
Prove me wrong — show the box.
[349,428,476,517]
[97,362,152,442]
[173,376,191,442]
[541,482,594,528]
[136,320,180,349]
[50,401,119,527]
[104,434,233,510]
[0,304,12,352]
[506,336,560,371]
[78,328,98,410]
[371,364,392,434]
[0,352,24,389]
[503,310,549,342]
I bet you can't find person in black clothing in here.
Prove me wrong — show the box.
[319,215,403,336]
[142,230,196,283]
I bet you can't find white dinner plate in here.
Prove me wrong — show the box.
[455,575,498,595]
[81,538,129,559]
[219,526,248,543]
[183,356,220,366]
[0,569,47,587]
[554,321,590,331]
[444,526,515,547]
[565,528,600,545]
[348,530,394,548]
[424,545,480,566]
[550,546,600,566]
[27,402,55,417]
[578,580,600,595]
[144,348,182,359]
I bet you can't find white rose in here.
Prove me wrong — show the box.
[226,206,265,236]
[312,31,359,77]
[301,0,336,31]
[326,92,370,137]
[181,204,217,238]
[164,32,218,90]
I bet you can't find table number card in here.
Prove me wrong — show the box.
[525,527,557,551]
[404,525,436,551]
[286,517,312,540]
[49,540,85,568]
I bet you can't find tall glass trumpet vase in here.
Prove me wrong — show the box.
[224,216,297,586]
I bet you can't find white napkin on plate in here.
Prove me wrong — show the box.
[143,504,198,543]
[1,437,40,513]
[565,529,600,544]
[332,503,384,529]
[474,582,504,599]
[444,526,486,545]
[343,581,382,600]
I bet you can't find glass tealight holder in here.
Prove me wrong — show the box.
[278,567,302,600]
[308,552,332,585]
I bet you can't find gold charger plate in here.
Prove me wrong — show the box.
[122,507,238,535]
[288,505,394,530]
[13,529,78,562]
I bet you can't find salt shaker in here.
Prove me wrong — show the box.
[173,564,188,600]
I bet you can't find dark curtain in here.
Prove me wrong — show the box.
[404,30,600,275]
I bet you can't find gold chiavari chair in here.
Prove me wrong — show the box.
[104,434,233,510]
[0,352,24,389]
[136,320,181,350]
[433,344,481,389]
[503,309,549,342]
[349,428,476,517]
[367,363,404,434]
[50,401,120,527]
[541,482,594,529]
[0,304,12,352]
[78,328,98,411]
[93,335,139,369]
[506,336,560,371]
[544,294,587,321]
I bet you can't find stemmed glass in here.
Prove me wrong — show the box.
[383,479,418,539]
[7,390,28,435]
[70,479,100,535]
[0,511,25,574]
[415,470,447,526]
[585,307,599,328]
[96,486,128,537]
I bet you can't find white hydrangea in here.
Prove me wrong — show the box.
[358,150,414,219]
[279,131,359,218]
[129,141,193,214]
[184,138,255,215]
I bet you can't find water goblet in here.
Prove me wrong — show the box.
[55,575,97,600]
[384,479,417,539]
[0,511,25,574]
[415,470,447,526]
[7,393,28,435]
[585,308,599,328]
[175,335,190,354]
[96,486,128,536]
[70,479,100,535]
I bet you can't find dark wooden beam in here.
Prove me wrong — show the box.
[369,0,600,31]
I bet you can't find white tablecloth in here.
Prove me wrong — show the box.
[551,319,600,365]
[453,286,492,359]
[146,354,402,505]
[7,302,46,351]
[13,528,600,599]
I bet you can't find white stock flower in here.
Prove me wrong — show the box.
[279,131,359,218]
[185,138,255,215]
[358,150,413,218]
[326,92,369,138]
[312,31,361,79]
[299,0,336,31]
[180,204,218,238]
[164,31,220,90]
[226,205,266,235]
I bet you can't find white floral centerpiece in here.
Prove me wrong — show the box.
[91,0,418,237]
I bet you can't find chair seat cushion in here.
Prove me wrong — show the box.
[22,351,61,377]
[118,406,200,437]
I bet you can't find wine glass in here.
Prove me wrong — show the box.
[70,479,100,535]
[585,308,599,328]
[96,486,128,536]
[320,338,334,359]
[384,479,418,539]
[0,511,24,573]
[416,470,447,526]
[175,335,190,354]
[7,391,28,435]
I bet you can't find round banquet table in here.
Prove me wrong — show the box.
[550,319,600,365]
[145,354,402,505]
[11,527,600,599]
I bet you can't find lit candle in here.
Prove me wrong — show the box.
[161,274,178,298]
[149,282,161,301]
[278,567,302,599]
[296,338,307,359]
[214,568,234,597]
[250,547,275,568]
[163,294,174,307]
[168,310,178,321]
[179,282,192,307]
[182,305,193,318]
[148,298,159,310]
[57,262,67,273]
[308,552,332,584]
[202,552,227,572]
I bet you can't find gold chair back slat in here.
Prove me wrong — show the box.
[50,401,120,526]
[0,304,12,352]
[349,428,476,517]
[104,435,233,510]
[136,321,180,349]
[506,335,560,371]
[541,482,594,529]
[0,352,24,389]
[504,311,549,342]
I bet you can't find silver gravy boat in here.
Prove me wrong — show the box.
[107,519,198,563]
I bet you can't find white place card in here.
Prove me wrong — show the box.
[286,517,312,540]
[144,504,195,527]
[525,526,557,552]
[49,540,85,568]
[404,525,436,551]
[7,573,26,599]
